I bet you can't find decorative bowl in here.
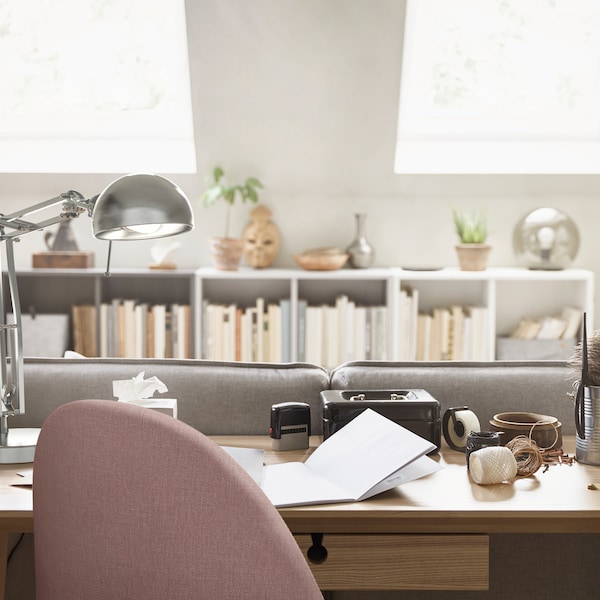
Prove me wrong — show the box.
[489,411,562,450]
[294,252,349,271]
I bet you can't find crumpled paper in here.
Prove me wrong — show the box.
[113,371,177,418]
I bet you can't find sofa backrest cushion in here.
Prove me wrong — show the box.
[16,358,330,435]
[329,360,576,435]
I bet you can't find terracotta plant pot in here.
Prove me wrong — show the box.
[208,237,245,271]
[455,244,491,271]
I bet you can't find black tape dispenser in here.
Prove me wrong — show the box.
[442,406,481,452]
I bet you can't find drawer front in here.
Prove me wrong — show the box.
[295,533,488,591]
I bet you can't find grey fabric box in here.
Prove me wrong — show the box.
[495,337,576,361]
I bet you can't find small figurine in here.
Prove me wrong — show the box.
[243,205,281,268]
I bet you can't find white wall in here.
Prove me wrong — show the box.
[1,0,598,312]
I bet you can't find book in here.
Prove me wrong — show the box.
[561,306,582,340]
[71,305,97,357]
[297,299,307,362]
[416,312,432,361]
[255,297,265,362]
[407,287,419,361]
[465,305,489,360]
[261,409,441,508]
[122,299,136,358]
[396,288,417,360]
[152,304,167,359]
[449,305,464,360]
[267,302,281,362]
[305,306,323,366]
[536,316,567,340]
[353,306,367,361]
[279,299,291,362]
[99,303,109,357]
[134,303,148,358]
[432,307,451,361]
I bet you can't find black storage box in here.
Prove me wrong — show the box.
[320,389,441,452]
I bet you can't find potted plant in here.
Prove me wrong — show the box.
[452,209,491,271]
[201,166,263,270]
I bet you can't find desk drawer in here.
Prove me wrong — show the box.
[295,533,488,591]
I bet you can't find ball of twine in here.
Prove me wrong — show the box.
[505,435,544,477]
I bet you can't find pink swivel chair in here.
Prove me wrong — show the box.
[33,400,322,600]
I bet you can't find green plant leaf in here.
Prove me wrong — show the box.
[245,177,263,188]
[201,185,224,207]
[452,209,487,244]
[223,188,236,205]
[213,166,224,182]
[246,187,258,203]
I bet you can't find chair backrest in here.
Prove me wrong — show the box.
[33,400,322,600]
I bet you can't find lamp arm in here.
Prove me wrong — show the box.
[0,190,94,422]
[0,191,92,242]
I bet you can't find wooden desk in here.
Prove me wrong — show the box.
[216,436,600,591]
[1,437,600,594]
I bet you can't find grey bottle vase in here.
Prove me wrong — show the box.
[346,213,375,268]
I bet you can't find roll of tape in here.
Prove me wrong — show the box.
[470,446,518,485]
[442,408,481,452]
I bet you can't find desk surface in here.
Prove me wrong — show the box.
[1,436,600,536]
[217,435,600,535]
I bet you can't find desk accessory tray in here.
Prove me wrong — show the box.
[320,389,441,452]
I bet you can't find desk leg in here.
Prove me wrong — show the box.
[0,531,8,600]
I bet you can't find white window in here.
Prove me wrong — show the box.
[395,0,600,174]
[0,0,196,173]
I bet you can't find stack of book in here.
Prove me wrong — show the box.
[201,295,389,368]
[414,305,490,361]
[72,301,192,359]
[202,298,288,363]
[298,296,388,368]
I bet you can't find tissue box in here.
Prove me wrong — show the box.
[129,399,178,419]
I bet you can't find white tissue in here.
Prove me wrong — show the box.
[113,371,177,418]
[150,240,181,265]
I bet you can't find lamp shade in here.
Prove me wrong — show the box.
[513,207,579,270]
[92,173,194,240]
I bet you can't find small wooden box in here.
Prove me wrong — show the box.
[32,251,94,269]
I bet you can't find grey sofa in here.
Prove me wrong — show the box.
[6,357,594,600]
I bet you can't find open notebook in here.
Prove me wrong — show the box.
[262,408,442,507]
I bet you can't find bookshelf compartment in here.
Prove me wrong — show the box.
[400,279,490,315]
[297,278,388,307]
[100,271,194,307]
[495,276,591,337]
[7,270,97,315]
[201,277,291,307]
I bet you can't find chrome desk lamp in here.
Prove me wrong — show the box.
[0,173,194,463]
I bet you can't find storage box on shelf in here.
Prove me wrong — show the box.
[2,267,594,362]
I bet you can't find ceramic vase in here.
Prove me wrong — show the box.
[208,237,245,271]
[346,213,375,269]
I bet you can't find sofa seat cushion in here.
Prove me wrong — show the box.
[329,361,576,436]
[16,358,329,435]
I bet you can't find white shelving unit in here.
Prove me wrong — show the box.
[3,266,594,363]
